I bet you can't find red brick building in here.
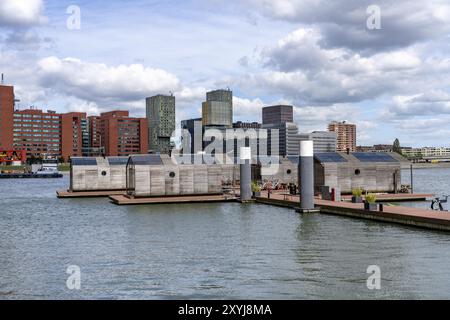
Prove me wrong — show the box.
[0,85,15,150]
[61,112,87,159]
[1,84,149,161]
[88,111,148,156]
[12,108,86,161]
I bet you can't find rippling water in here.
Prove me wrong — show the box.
[400,167,450,210]
[1,170,450,299]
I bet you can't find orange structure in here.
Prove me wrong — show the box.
[0,150,26,163]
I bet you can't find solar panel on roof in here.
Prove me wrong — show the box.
[71,158,98,166]
[287,156,299,164]
[352,152,397,162]
[108,157,129,165]
[131,155,163,165]
[314,153,347,163]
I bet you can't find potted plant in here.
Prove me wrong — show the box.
[251,182,261,198]
[351,188,363,203]
[364,193,378,211]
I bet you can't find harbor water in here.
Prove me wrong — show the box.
[1,168,450,299]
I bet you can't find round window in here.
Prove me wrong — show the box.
[355,169,361,175]
[169,171,176,178]
[287,169,292,175]
[101,171,107,176]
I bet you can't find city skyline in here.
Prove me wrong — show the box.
[1,0,450,148]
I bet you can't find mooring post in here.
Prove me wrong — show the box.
[240,147,252,202]
[410,164,414,194]
[297,140,317,213]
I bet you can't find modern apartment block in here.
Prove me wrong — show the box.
[146,94,176,154]
[11,108,86,160]
[181,118,203,154]
[261,105,299,156]
[88,111,148,157]
[328,121,357,152]
[402,147,450,159]
[262,105,293,125]
[202,89,233,128]
[0,85,15,150]
[298,131,337,153]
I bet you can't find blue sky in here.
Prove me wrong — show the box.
[1,0,450,147]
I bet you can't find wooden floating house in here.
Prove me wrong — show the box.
[70,156,129,192]
[126,154,230,197]
[286,152,406,194]
[69,152,407,196]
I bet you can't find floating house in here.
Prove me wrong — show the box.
[69,152,406,195]
[70,157,129,191]
[126,154,236,197]
[284,152,405,194]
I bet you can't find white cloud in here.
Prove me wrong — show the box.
[239,0,450,53]
[37,56,181,105]
[236,25,447,108]
[383,91,450,118]
[233,97,266,121]
[0,0,47,27]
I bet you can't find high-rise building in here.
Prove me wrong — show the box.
[88,111,148,157]
[263,122,300,156]
[0,85,15,150]
[61,112,88,160]
[146,94,176,154]
[261,105,298,156]
[297,131,337,154]
[262,105,293,125]
[12,108,86,160]
[88,115,102,155]
[80,117,90,156]
[181,118,202,154]
[1,84,148,160]
[202,89,233,128]
[328,121,356,152]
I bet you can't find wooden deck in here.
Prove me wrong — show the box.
[109,194,238,205]
[57,190,126,198]
[256,191,450,232]
[341,193,433,202]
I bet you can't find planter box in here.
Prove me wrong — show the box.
[253,192,261,198]
[364,202,378,211]
[352,196,363,203]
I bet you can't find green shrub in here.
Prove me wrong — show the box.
[251,181,261,193]
[365,193,377,203]
[352,188,363,197]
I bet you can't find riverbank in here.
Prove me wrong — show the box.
[0,164,70,172]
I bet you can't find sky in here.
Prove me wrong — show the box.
[1,0,450,147]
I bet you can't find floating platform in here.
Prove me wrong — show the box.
[0,173,63,179]
[109,194,238,205]
[341,193,433,202]
[57,190,126,198]
[256,192,450,232]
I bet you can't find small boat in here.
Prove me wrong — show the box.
[0,158,63,179]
